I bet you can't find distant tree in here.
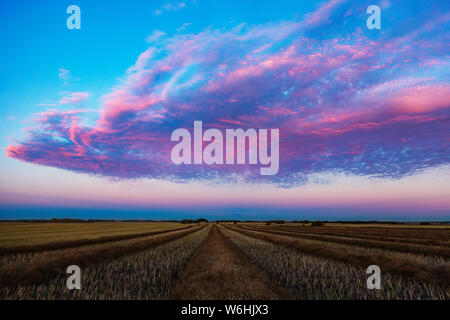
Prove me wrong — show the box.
[50,218,86,223]
[196,218,208,223]
[181,219,195,224]
[267,220,285,225]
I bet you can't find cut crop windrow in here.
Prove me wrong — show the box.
[0,225,205,286]
[226,225,450,287]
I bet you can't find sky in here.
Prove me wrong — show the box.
[0,0,449,220]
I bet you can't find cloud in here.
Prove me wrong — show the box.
[37,103,58,107]
[154,1,187,16]
[58,68,71,81]
[59,92,90,105]
[6,0,450,186]
[145,30,166,43]
[58,68,71,85]
[58,68,81,86]
[177,22,192,33]
[304,0,346,27]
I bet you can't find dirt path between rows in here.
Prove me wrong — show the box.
[172,225,290,299]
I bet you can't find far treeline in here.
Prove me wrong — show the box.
[0,218,448,225]
[0,218,180,223]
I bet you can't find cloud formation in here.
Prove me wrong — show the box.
[6,0,450,185]
[58,68,71,86]
[59,92,90,105]
[154,1,187,16]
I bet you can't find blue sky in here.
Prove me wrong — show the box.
[0,0,449,220]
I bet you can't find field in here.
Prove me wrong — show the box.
[0,222,185,247]
[0,221,449,300]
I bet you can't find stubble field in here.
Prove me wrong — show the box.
[0,221,448,300]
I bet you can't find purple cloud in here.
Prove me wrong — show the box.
[6,1,450,185]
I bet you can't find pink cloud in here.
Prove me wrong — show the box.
[5,1,450,185]
[59,92,90,105]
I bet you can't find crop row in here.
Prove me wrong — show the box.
[239,225,450,258]
[0,225,205,286]
[266,225,450,247]
[0,225,194,257]
[227,225,450,286]
[0,226,211,299]
[267,224,450,243]
[219,226,449,299]
[0,222,185,247]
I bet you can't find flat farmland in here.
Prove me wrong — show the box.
[279,222,450,229]
[0,222,185,247]
[0,222,448,300]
